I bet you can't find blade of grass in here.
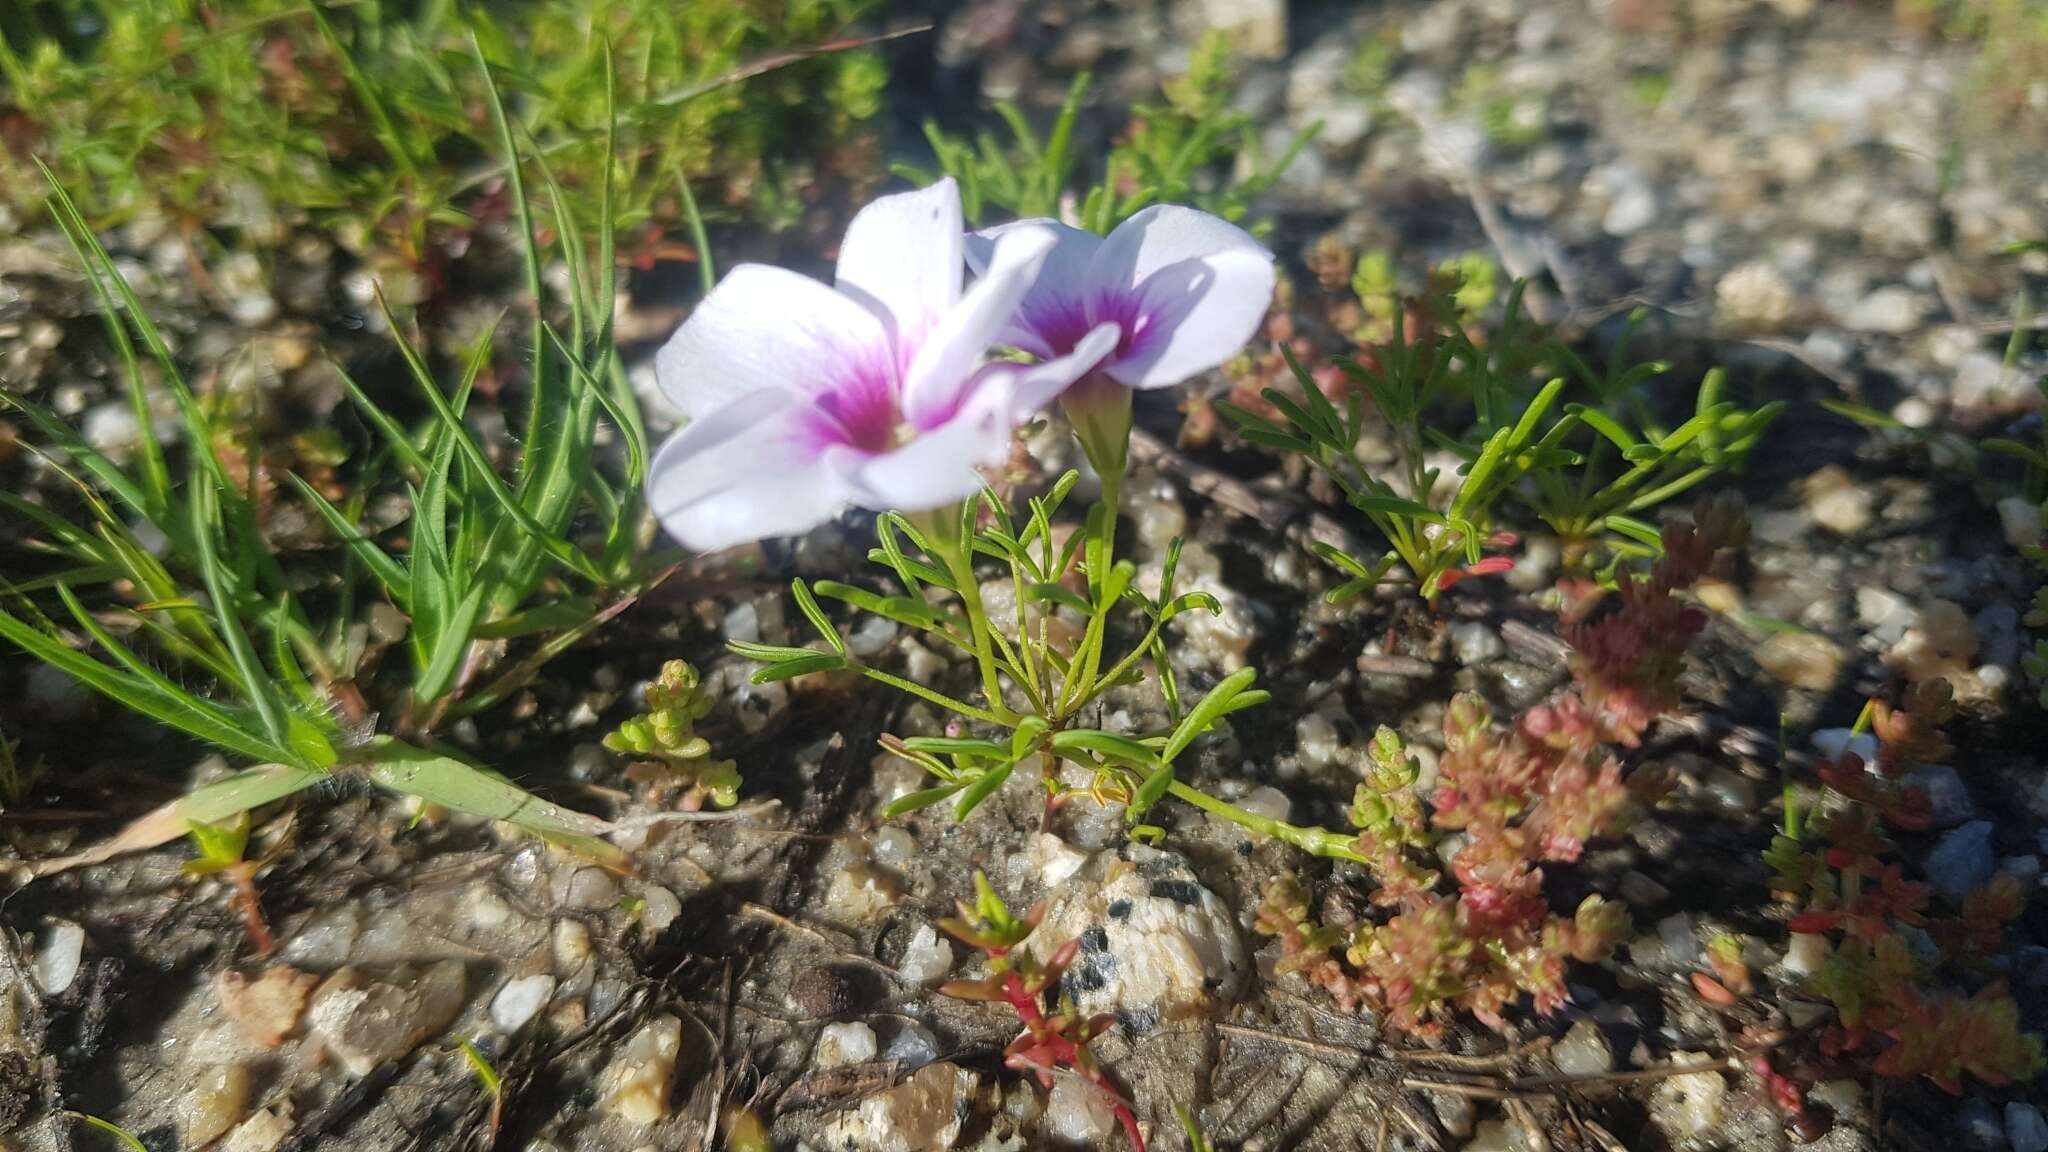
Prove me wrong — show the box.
[360,738,623,868]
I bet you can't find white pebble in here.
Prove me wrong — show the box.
[599,1015,684,1126]
[1649,1057,1726,1142]
[817,1021,879,1068]
[32,921,85,996]
[897,925,955,987]
[491,975,556,1034]
[1553,1019,1613,1077]
[1046,1074,1116,1144]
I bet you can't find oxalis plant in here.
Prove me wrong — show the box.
[0,43,656,877]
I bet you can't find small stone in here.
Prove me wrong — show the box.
[30,922,84,996]
[1855,587,1917,646]
[1716,261,1795,332]
[1026,848,1247,1028]
[817,1021,879,1068]
[1845,286,1926,334]
[1781,933,1831,977]
[1188,0,1285,58]
[1432,1091,1476,1140]
[1553,1019,1614,1077]
[1295,712,1345,771]
[897,925,955,987]
[640,886,682,934]
[1756,632,1843,692]
[823,1062,978,1152]
[883,1024,940,1068]
[1238,785,1291,824]
[824,862,901,926]
[556,866,619,911]
[1047,1075,1116,1144]
[1902,764,1973,829]
[1450,621,1506,666]
[1802,466,1873,535]
[1807,1079,1864,1127]
[307,962,466,1076]
[82,404,142,461]
[1657,913,1701,968]
[216,965,319,1048]
[221,1105,294,1152]
[1025,832,1088,889]
[1464,1118,1540,1151]
[600,1015,684,1127]
[1963,1097,2004,1147]
[1648,1056,1726,1143]
[1926,821,1994,902]
[181,1064,251,1146]
[280,907,360,968]
[1998,496,2043,551]
[552,919,593,973]
[491,975,556,1034]
[2008,1102,2048,1152]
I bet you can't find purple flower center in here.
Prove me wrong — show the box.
[1028,289,1148,362]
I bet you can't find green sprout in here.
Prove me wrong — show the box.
[603,660,741,809]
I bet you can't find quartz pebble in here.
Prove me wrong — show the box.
[1648,1056,1727,1143]
[897,925,955,987]
[181,1064,252,1146]
[31,921,84,996]
[1046,1075,1116,1144]
[1552,1019,1613,1077]
[599,1015,684,1127]
[817,1021,879,1067]
[491,974,556,1034]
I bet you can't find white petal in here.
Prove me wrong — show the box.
[1088,204,1270,294]
[646,390,848,552]
[966,219,1103,359]
[654,265,888,421]
[900,223,1056,425]
[1103,247,1275,389]
[835,179,964,354]
[976,322,1121,419]
[847,389,1014,513]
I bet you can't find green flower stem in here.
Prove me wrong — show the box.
[1165,778,1367,864]
[917,505,1019,725]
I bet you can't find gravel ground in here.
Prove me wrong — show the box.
[0,2,2044,1151]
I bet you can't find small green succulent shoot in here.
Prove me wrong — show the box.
[604,660,740,809]
[183,813,253,878]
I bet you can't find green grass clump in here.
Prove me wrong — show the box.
[0,0,886,266]
[0,43,656,868]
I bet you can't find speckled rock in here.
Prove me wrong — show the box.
[1024,846,1247,1031]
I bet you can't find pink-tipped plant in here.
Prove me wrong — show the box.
[1767,679,2043,1095]
[1258,502,1741,1035]
[938,872,1147,1152]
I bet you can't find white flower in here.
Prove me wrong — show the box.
[965,205,1276,391]
[647,179,1112,552]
